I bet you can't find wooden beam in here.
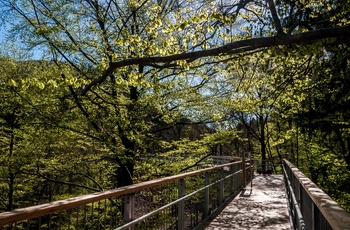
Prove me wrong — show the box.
[283,159,350,230]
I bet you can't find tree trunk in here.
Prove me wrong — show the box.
[116,132,135,187]
[260,115,267,172]
[116,84,138,187]
[7,112,16,211]
[8,173,14,211]
[116,161,134,187]
[346,137,350,171]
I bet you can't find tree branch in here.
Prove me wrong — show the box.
[268,0,284,35]
[179,153,213,172]
[62,74,101,132]
[80,25,350,95]
[36,169,101,192]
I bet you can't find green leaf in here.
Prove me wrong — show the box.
[8,79,17,87]
[179,21,189,30]
[37,82,45,89]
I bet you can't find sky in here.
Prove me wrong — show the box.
[0,23,16,56]
[0,24,43,60]
[0,23,8,44]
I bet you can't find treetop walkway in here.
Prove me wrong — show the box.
[0,158,350,230]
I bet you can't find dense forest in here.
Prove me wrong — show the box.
[0,0,349,214]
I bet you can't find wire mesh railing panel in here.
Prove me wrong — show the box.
[184,189,206,229]
[134,182,178,219]
[182,174,206,229]
[2,198,124,230]
[231,163,242,194]
[132,204,178,229]
[208,169,221,213]
[223,174,232,200]
[131,181,179,229]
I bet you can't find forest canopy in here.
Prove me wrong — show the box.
[0,0,349,213]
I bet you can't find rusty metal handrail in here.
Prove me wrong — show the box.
[283,159,350,230]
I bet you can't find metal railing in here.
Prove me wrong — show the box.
[210,156,241,165]
[282,160,306,230]
[282,159,350,230]
[0,160,254,230]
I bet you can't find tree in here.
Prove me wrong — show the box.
[1,0,223,188]
[0,0,349,189]
[288,44,350,211]
[0,57,63,211]
[0,56,112,211]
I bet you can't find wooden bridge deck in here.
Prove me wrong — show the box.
[201,175,291,230]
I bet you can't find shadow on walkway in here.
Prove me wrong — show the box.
[200,175,290,230]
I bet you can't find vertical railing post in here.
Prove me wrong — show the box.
[124,194,135,230]
[250,155,253,188]
[299,180,305,230]
[311,202,315,230]
[219,168,224,205]
[242,153,246,188]
[298,180,302,209]
[178,179,185,230]
[230,164,235,194]
[204,172,210,218]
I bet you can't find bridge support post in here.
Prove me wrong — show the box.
[230,164,235,194]
[219,168,224,205]
[204,172,210,218]
[311,202,315,230]
[123,194,135,230]
[242,152,246,188]
[178,179,185,230]
[250,154,253,188]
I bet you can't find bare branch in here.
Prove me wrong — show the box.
[36,168,102,192]
[179,153,213,172]
[268,0,284,35]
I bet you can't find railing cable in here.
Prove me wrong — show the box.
[114,169,244,230]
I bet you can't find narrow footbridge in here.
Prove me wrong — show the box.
[1,159,350,230]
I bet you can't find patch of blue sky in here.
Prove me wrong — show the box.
[0,22,44,60]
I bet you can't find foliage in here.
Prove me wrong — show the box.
[0,57,111,211]
[0,0,349,215]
